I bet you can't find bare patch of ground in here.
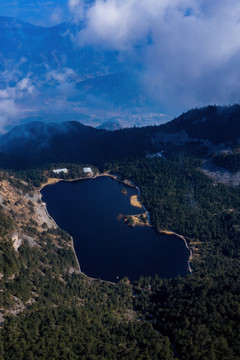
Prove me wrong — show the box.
[8,296,26,316]
[12,231,22,251]
[22,234,39,248]
[0,312,4,325]
[201,159,240,186]
[0,178,58,233]
[34,197,57,229]
[130,195,142,208]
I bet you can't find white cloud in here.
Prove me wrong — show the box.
[17,78,35,94]
[50,7,65,25]
[46,68,75,83]
[69,0,240,114]
[0,75,36,128]
[69,0,85,22]
[0,90,10,99]
[0,99,18,129]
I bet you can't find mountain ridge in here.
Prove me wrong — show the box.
[0,104,240,359]
[2,105,240,165]
[161,104,240,144]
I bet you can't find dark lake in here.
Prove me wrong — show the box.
[41,176,189,282]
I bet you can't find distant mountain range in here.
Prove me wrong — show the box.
[97,121,123,131]
[1,105,240,171]
[0,16,166,129]
[0,16,115,78]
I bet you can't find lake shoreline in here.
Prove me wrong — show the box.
[39,173,125,277]
[38,186,82,273]
[160,230,193,273]
[39,173,192,279]
[39,172,118,190]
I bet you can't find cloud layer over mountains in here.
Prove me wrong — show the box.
[72,0,240,112]
[0,0,240,129]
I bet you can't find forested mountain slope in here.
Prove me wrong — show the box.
[2,105,240,163]
[161,104,240,144]
[0,105,240,359]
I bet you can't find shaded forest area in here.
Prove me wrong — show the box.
[0,153,240,359]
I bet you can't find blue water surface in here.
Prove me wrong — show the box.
[41,176,189,282]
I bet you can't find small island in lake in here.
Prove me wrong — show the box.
[121,187,127,195]
[41,176,189,282]
[124,213,150,227]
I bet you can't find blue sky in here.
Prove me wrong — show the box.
[0,0,70,26]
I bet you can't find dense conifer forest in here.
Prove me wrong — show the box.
[0,152,240,359]
[1,107,240,359]
[106,156,240,359]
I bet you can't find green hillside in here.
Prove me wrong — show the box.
[0,106,240,359]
